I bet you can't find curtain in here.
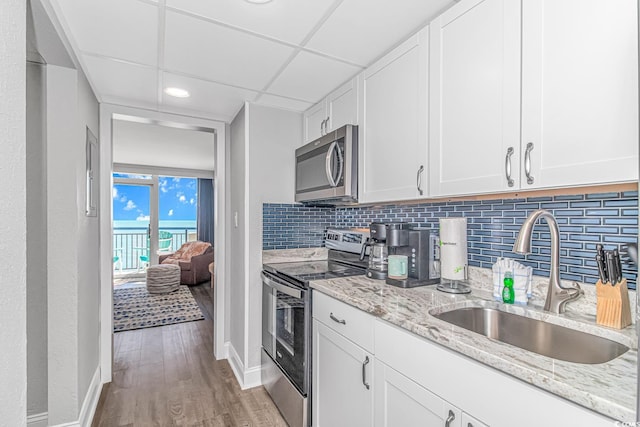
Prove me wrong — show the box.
[197,178,214,244]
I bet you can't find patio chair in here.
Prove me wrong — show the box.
[113,248,123,273]
[138,231,174,271]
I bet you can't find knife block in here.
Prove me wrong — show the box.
[596,278,632,329]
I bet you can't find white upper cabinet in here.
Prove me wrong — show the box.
[327,77,359,132]
[521,0,639,189]
[429,0,521,197]
[303,76,359,144]
[359,28,429,203]
[429,0,638,197]
[303,101,327,144]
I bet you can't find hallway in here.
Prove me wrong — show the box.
[92,282,286,426]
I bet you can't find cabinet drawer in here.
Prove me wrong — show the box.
[313,291,375,353]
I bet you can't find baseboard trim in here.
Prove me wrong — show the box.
[227,343,262,390]
[243,364,262,389]
[216,341,230,361]
[49,367,102,427]
[79,367,102,427]
[27,412,48,427]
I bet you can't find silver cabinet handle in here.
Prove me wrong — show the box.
[324,116,330,134]
[467,423,473,427]
[329,312,346,325]
[320,119,326,136]
[524,142,534,185]
[325,141,339,187]
[362,356,370,390]
[416,165,424,195]
[505,147,514,187]
[444,410,455,427]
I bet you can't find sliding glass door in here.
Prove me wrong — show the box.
[112,174,158,272]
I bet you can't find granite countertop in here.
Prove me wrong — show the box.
[309,274,638,422]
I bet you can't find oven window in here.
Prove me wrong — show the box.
[275,290,306,393]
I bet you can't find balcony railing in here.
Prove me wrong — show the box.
[113,227,196,271]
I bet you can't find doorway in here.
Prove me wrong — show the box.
[99,105,228,384]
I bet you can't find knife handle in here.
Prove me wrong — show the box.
[613,249,623,283]
[596,254,607,284]
[606,252,617,285]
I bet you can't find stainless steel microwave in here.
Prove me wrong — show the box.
[295,124,358,205]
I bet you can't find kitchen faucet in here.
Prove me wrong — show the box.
[513,209,583,314]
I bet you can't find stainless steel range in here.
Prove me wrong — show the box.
[261,229,369,427]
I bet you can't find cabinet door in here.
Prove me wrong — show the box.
[521,0,638,189]
[374,360,461,427]
[327,77,358,132]
[461,412,489,427]
[360,28,428,203]
[429,0,521,197]
[304,101,327,144]
[313,320,373,427]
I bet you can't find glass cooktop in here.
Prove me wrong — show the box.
[263,260,366,286]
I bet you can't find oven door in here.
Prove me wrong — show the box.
[261,271,308,395]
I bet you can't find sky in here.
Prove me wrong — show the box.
[112,174,197,222]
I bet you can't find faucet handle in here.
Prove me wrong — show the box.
[563,282,583,297]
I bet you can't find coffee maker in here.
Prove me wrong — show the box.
[385,225,441,288]
[360,222,390,279]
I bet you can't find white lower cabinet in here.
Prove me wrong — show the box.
[461,413,489,427]
[312,320,373,427]
[312,293,612,427]
[374,360,462,427]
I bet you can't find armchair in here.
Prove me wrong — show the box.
[159,241,214,285]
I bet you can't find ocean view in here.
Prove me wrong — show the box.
[113,220,197,232]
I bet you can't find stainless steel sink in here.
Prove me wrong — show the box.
[433,307,629,364]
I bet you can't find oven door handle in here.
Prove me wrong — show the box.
[261,272,303,299]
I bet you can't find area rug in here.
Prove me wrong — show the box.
[113,282,204,332]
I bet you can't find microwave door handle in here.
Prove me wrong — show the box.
[325,141,338,187]
[261,272,302,299]
[334,142,344,186]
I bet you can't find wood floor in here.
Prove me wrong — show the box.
[92,281,287,427]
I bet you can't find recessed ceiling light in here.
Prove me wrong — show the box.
[164,87,190,98]
[244,0,273,4]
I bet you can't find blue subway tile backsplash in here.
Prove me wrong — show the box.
[263,191,638,288]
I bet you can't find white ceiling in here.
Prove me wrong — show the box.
[112,119,215,170]
[52,0,454,122]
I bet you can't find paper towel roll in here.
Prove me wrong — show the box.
[439,218,468,281]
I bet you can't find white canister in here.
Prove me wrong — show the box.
[439,218,468,281]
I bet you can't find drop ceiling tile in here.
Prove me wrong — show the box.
[164,11,295,90]
[166,0,337,45]
[57,0,158,65]
[161,72,259,122]
[255,94,313,112]
[83,55,158,105]
[306,0,453,66]
[267,51,361,103]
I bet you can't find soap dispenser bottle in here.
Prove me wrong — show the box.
[502,271,514,304]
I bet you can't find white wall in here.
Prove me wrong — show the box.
[76,67,101,409]
[227,102,302,385]
[46,64,81,424]
[246,104,302,369]
[229,104,248,367]
[46,63,100,425]
[0,1,27,425]
[26,60,48,417]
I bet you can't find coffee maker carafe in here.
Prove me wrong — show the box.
[361,222,390,279]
